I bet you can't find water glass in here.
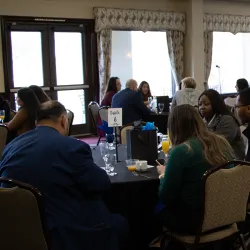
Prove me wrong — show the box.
[99,142,109,172]
[99,141,117,176]
[158,103,164,114]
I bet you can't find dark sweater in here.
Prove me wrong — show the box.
[243,125,250,162]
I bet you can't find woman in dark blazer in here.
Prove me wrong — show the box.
[198,89,245,160]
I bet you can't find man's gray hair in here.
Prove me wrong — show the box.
[126,79,137,90]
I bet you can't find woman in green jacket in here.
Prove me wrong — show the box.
[156,104,234,234]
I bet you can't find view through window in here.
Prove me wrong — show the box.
[111,31,173,97]
[208,32,250,93]
[2,17,98,135]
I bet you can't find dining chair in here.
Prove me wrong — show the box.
[99,106,109,124]
[88,101,100,134]
[66,109,74,136]
[0,125,8,158]
[160,160,250,250]
[88,102,104,145]
[156,96,170,113]
[0,177,50,250]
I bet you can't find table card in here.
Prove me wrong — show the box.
[108,108,122,127]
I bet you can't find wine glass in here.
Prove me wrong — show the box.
[158,103,164,114]
[99,142,110,173]
[99,142,117,176]
[0,110,5,123]
[108,153,117,176]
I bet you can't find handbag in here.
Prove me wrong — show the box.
[126,128,158,165]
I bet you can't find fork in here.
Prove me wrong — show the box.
[132,171,151,179]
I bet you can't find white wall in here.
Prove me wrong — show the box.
[0,0,187,18]
[2,0,250,93]
[204,1,250,15]
[0,0,187,92]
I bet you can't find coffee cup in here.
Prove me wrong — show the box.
[136,160,148,172]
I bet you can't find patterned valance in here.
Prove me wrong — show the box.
[204,13,250,34]
[94,7,186,33]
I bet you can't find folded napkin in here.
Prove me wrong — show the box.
[142,122,155,131]
[97,121,113,134]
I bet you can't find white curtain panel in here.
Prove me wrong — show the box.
[166,30,184,87]
[97,29,112,102]
[204,32,213,85]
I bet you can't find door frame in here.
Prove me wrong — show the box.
[1,16,100,135]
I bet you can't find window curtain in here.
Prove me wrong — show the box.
[204,32,213,87]
[204,13,250,34]
[97,29,112,101]
[166,30,184,87]
[94,7,186,101]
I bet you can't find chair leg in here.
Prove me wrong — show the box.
[97,136,101,146]
[239,233,247,250]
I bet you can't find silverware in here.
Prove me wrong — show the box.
[132,171,151,179]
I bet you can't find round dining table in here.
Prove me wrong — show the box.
[91,145,161,250]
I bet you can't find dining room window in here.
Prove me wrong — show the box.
[111,31,173,97]
[208,31,250,93]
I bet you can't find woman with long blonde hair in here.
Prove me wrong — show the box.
[156,104,234,234]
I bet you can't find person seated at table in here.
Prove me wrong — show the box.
[29,85,51,103]
[224,78,249,108]
[199,89,245,160]
[171,77,201,109]
[6,88,40,138]
[112,79,151,125]
[0,95,11,122]
[137,81,153,105]
[235,88,250,161]
[0,101,129,250]
[156,104,234,234]
[101,77,121,107]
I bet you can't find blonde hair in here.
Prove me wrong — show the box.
[169,104,234,166]
[181,77,197,89]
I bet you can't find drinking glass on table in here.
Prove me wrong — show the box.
[99,142,110,173]
[162,135,170,155]
[99,141,117,176]
[108,153,117,176]
[0,110,5,123]
[158,103,164,114]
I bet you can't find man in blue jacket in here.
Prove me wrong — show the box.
[112,79,151,124]
[0,101,128,250]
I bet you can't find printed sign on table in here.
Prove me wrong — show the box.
[108,108,122,127]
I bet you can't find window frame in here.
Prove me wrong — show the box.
[110,29,176,97]
[1,16,99,135]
